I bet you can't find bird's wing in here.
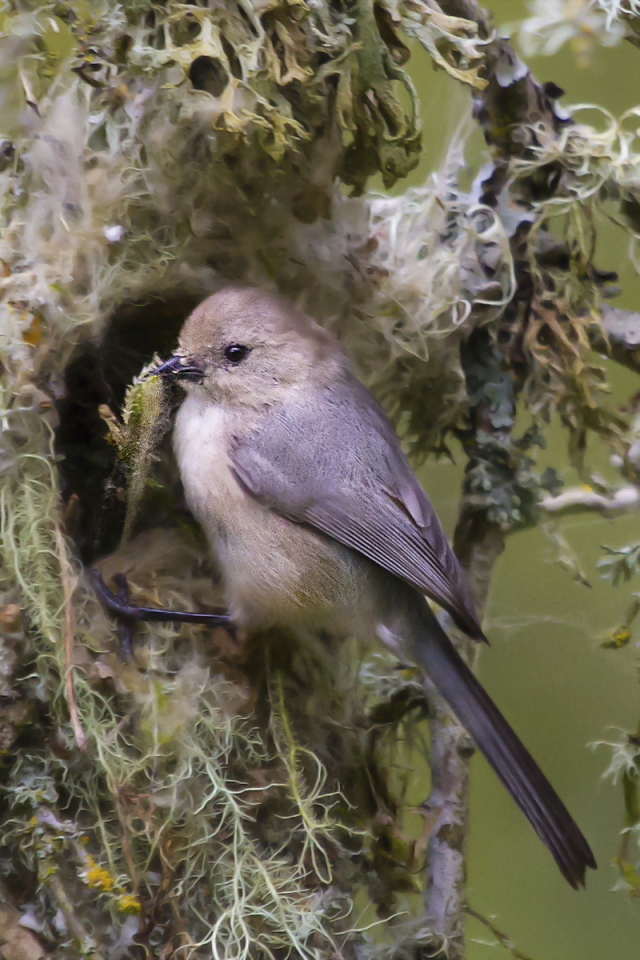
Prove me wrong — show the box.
[228,375,485,641]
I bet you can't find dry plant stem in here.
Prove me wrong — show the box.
[112,789,141,903]
[54,528,86,751]
[33,817,106,960]
[33,810,106,959]
[464,904,536,960]
[47,872,104,960]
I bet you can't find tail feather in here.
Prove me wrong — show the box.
[409,603,597,887]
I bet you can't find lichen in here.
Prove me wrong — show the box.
[3,0,640,955]
[0,2,443,953]
[106,366,166,544]
[515,1,626,61]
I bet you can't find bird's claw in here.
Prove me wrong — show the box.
[89,568,234,660]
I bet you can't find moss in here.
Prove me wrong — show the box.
[109,368,166,544]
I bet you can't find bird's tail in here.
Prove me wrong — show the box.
[407,599,596,887]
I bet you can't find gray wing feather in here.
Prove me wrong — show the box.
[229,373,484,641]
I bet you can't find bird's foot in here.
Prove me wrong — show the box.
[89,569,233,659]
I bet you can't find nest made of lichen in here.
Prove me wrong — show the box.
[0,2,490,956]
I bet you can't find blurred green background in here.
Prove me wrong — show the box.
[400,2,640,957]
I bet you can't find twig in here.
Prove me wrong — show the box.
[53,527,86,751]
[465,904,536,960]
[540,484,640,515]
[589,307,640,377]
[33,810,105,960]
[47,872,104,960]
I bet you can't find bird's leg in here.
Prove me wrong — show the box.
[89,569,234,658]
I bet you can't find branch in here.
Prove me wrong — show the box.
[423,525,505,957]
[417,5,574,954]
[438,0,567,172]
[540,484,640,516]
[591,307,640,377]
[33,811,106,960]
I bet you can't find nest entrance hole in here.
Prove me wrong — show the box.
[189,55,229,97]
[55,291,205,563]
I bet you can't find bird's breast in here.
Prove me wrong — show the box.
[172,394,364,631]
[173,396,245,535]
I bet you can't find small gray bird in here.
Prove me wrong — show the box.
[155,285,595,887]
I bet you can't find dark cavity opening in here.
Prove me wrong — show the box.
[189,55,228,97]
[55,291,204,563]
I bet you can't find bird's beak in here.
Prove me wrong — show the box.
[150,354,205,383]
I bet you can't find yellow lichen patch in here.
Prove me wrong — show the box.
[21,312,44,346]
[82,856,116,892]
[115,893,142,914]
[602,626,632,649]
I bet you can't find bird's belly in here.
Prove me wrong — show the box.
[222,510,362,631]
[173,396,363,632]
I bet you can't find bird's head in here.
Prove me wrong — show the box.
[155,286,343,407]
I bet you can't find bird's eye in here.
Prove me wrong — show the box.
[223,344,249,364]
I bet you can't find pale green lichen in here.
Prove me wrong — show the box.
[108,366,166,545]
[515,1,626,61]
[593,0,640,27]
[68,658,356,960]
[396,0,491,89]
